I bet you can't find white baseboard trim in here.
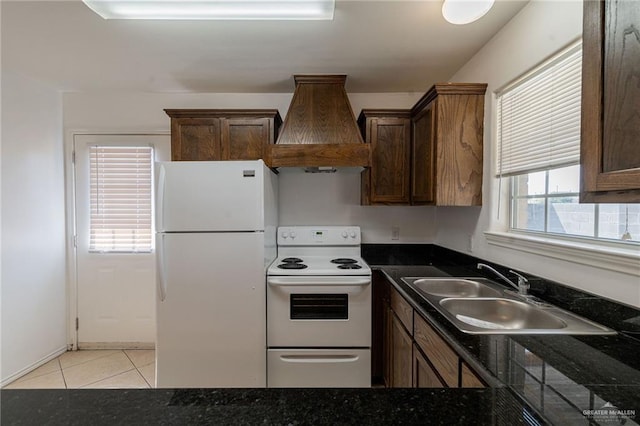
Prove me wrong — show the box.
[1,346,68,387]
[77,342,155,350]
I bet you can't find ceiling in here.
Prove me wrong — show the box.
[1,0,529,93]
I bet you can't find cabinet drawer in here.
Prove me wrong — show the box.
[390,287,413,333]
[413,313,458,387]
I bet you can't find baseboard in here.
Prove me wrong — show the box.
[78,342,155,350]
[1,346,68,387]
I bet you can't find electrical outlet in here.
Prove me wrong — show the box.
[391,226,400,240]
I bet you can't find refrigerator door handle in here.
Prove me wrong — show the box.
[157,234,167,302]
[156,163,166,232]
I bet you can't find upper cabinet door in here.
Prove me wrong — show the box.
[581,0,640,202]
[359,112,412,205]
[171,118,221,161]
[411,103,436,205]
[221,117,270,161]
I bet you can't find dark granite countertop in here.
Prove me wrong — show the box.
[1,387,538,426]
[364,244,640,425]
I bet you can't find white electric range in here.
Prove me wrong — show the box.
[266,226,372,388]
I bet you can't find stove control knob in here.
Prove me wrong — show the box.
[341,231,348,238]
[350,231,357,238]
[290,231,297,239]
[281,231,288,239]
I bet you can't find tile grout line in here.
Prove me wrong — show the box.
[3,358,66,389]
[123,350,153,389]
[58,358,69,390]
[78,366,139,389]
[65,350,135,389]
[60,349,122,371]
[7,350,154,389]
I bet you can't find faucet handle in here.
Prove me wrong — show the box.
[509,270,530,291]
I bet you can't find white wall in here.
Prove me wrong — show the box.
[63,91,434,243]
[440,0,640,307]
[1,71,67,384]
[278,168,436,242]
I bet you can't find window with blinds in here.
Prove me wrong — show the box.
[496,43,582,176]
[497,41,638,244]
[90,146,153,253]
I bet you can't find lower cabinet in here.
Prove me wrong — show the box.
[379,278,486,388]
[460,362,485,388]
[390,312,413,387]
[413,345,445,388]
[413,312,459,387]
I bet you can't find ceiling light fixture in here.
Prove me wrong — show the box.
[442,0,495,25]
[82,0,335,20]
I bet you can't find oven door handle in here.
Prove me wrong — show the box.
[267,278,371,287]
[279,354,360,363]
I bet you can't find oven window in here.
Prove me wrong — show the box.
[290,294,348,320]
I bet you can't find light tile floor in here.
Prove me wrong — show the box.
[3,350,155,389]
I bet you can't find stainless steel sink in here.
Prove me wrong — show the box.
[440,298,566,330]
[401,277,616,335]
[409,278,502,298]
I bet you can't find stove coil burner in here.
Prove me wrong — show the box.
[330,258,358,265]
[337,264,362,270]
[277,263,308,270]
[281,257,304,263]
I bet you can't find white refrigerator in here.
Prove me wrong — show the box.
[155,160,277,388]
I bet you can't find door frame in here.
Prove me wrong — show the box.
[64,129,170,350]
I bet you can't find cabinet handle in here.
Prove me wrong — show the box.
[268,278,371,287]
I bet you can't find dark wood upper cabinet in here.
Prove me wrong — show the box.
[221,117,271,161]
[170,117,221,161]
[581,0,640,202]
[411,84,486,206]
[165,109,281,163]
[360,84,486,206]
[359,110,412,205]
[411,103,436,204]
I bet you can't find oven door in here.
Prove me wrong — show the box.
[267,276,371,347]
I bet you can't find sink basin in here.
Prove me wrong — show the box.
[409,278,502,298]
[439,298,567,330]
[400,276,616,335]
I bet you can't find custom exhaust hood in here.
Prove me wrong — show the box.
[268,75,371,169]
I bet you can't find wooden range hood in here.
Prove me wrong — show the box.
[268,75,371,168]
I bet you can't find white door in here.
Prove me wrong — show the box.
[73,134,170,347]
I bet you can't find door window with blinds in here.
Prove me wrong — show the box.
[497,43,639,244]
[89,146,154,252]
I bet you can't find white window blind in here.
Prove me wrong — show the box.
[497,44,582,176]
[90,146,153,253]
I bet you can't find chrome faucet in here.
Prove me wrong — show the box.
[477,263,530,295]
